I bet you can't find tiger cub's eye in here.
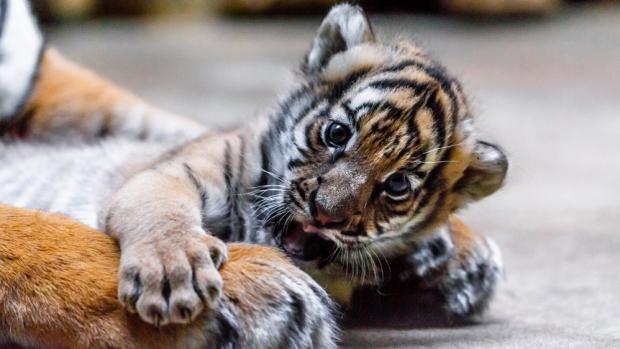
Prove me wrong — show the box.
[384,172,410,196]
[325,122,351,147]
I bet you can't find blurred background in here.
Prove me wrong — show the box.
[33,0,620,348]
[31,0,614,20]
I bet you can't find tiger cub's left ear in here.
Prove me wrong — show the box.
[303,4,375,75]
[453,141,508,205]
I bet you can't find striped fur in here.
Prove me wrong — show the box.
[0,1,204,142]
[0,3,508,347]
[0,206,337,349]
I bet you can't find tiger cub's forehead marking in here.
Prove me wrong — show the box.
[301,38,472,182]
[337,76,459,174]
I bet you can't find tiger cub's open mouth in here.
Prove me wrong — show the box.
[278,221,337,265]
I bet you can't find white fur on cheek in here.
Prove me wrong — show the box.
[0,0,44,118]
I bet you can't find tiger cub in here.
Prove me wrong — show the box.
[0,1,507,344]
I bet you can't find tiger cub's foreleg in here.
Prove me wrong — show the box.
[0,205,338,349]
[401,214,503,317]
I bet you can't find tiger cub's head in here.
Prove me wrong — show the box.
[268,5,507,286]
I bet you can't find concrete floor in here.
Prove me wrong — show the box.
[50,5,620,348]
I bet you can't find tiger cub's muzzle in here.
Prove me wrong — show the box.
[279,163,374,263]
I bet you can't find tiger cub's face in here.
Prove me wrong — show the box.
[271,5,507,285]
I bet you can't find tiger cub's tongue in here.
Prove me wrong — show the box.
[283,224,310,257]
[282,223,328,261]
[302,223,323,234]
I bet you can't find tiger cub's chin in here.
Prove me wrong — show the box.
[277,216,503,318]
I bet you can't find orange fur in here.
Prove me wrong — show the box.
[0,205,485,349]
[447,214,478,252]
[0,13,501,341]
[0,205,298,349]
[9,48,203,141]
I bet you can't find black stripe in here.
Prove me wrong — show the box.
[386,205,414,216]
[287,158,306,170]
[293,180,308,201]
[308,189,319,218]
[210,304,241,349]
[367,78,430,93]
[374,218,385,235]
[368,185,382,204]
[184,163,210,231]
[342,223,366,237]
[288,191,305,211]
[308,282,334,313]
[399,107,421,159]
[0,0,8,38]
[330,147,345,163]
[381,58,432,74]
[341,102,358,129]
[304,120,319,152]
[8,10,46,121]
[358,102,407,147]
[274,85,312,133]
[410,190,448,235]
[357,100,406,124]
[236,136,247,241]
[381,60,453,90]
[96,112,113,138]
[412,146,453,217]
[325,69,369,103]
[0,104,34,137]
[290,292,307,334]
[292,137,311,159]
[0,33,46,129]
[223,141,233,195]
[292,95,321,125]
[381,59,459,113]
[385,188,414,213]
[352,99,400,116]
[425,88,447,161]
[221,141,234,241]
[257,135,271,188]
[394,136,415,163]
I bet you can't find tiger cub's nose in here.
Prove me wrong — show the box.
[313,204,347,226]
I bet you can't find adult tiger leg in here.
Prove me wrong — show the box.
[13,48,206,143]
[0,205,338,349]
[0,0,204,142]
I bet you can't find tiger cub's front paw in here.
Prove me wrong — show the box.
[118,231,227,326]
[405,229,503,317]
[437,236,502,317]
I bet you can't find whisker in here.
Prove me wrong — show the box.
[415,160,457,164]
[419,141,466,156]
[258,168,286,184]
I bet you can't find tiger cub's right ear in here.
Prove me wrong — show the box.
[453,141,509,206]
[303,4,375,75]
